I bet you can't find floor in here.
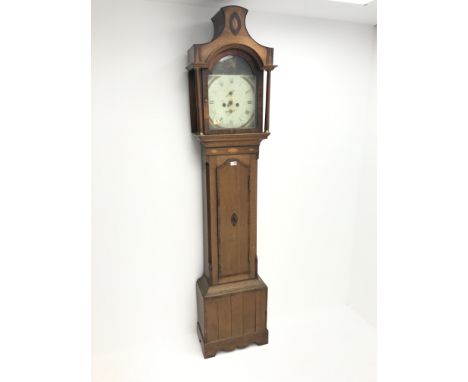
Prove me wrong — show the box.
[93,305,375,382]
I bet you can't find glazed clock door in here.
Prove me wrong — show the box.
[205,53,263,134]
[215,154,256,283]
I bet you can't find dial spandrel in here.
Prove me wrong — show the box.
[208,55,257,130]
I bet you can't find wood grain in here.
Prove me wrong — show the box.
[255,289,267,332]
[242,291,256,334]
[205,299,218,342]
[217,297,232,339]
[230,294,243,337]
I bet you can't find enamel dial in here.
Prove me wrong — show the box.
[208,74,256,129]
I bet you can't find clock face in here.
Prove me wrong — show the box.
[207,54,257,130]
[208,74,256,129]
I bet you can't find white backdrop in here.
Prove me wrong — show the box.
[92,1,375,380]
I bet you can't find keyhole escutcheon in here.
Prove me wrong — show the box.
[231,212,238,226]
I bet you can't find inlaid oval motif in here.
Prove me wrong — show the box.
[231,212,238,226]
[229,12,241,35]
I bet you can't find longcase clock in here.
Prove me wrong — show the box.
[186,6,276,358]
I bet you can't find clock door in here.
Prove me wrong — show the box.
[214,154,256,283]
[203,52,263,135]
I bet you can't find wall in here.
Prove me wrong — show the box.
[92,0,376,370]
[347,28,376,326]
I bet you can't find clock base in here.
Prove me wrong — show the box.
[197,324,268,359]
[196,275,268,358]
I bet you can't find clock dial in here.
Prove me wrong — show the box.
[208,74,256,129]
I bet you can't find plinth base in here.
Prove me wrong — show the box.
[196,275,268,358]
[197,324,268,358]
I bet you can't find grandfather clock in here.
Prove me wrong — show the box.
[187,6,276,358]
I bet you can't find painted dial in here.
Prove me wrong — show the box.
[208,74,256,129]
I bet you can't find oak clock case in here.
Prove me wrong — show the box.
[187,6,276,358]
